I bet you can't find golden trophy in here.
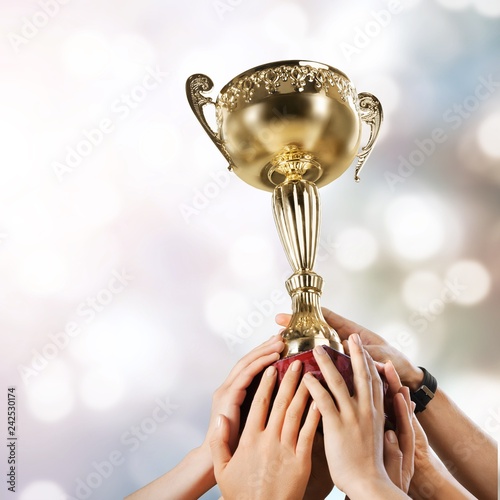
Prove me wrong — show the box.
[186,60,382,392]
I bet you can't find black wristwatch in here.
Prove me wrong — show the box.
[410,367,437,413]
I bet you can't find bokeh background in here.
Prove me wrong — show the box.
[0,0,499,498]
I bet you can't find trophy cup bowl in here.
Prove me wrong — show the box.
[186,60,383,398]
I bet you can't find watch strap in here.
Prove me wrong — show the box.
[410,366,437,413]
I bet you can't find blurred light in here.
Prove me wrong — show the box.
[365,74,400,116]
[335,227,378,271]
[477,112,500,158]
[435,0,471,10]
[385,195,445,260]
[402,271,442,309]
[80,367,125,410]
[67,300,184,399]
[26,360,74,422]
[474,0,500,17]
[20,481,66,500]
[229,234,275,280]
[204,289,249,334]
[69,309,163,371]
[62,32,111,77]
[445,259,491,306]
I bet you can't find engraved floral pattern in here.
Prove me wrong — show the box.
[217,64,359,112]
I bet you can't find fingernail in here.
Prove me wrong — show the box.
[312,401,317,410]
[314,345,326,356]
[411,402,416,412]
[351,333,362,346]
[386,430,397,444]
[216,415,222,428]
[266,365,276,377]
[291,359,301,372]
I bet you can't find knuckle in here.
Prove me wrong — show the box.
[285,406,301,421]
[251,394,270,408]
[272,396,291,412]
[329,374,346,389]
[316,391,334,409]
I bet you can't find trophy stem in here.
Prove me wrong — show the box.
[272,168,343,358]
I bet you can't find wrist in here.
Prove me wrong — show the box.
[410,457,453,500]
[410,367,438,413]
[345,473,406,499]
[187,444,215,487]
[405,366,424,392]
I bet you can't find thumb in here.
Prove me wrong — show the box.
[209,414,232,477]
[275,313,291,327]
[383,429,403,489]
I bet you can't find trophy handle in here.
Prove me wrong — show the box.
[354,92,383,182]
[186,74,235,169]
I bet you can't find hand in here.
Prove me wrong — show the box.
[409,412,475,500]
[302,334,409,499]
[201,334,285,455]
[382,361,415,493]
[210,359,321,500]
[125,335,285,500]
[276,308,424,391]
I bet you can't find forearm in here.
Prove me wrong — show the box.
[410,450,476,500]
[417,388,498,500]
[124,445,215,500]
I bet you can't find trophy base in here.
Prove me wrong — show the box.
[239,346,353,433]
[239,346,396,433]
[272,346,354,395]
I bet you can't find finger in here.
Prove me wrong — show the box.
[229,351,282,404]
[280,381,310,446]
[383,360,403,397]
[303,371,340,425]
[244,365,277,433]
[312,345,352,411]
[267,359,303,434]
[275,313,291,327]
[321,308,364,340]
[383,429,403,489]
[342,339,350,355]
[394,391,415,486]
[411,411,429,447]
[225,335,284,386]
[365,348,384,414]
[348,334,372,404]
[322,308,388,353]
[363,344,395,365]
[296,399,321,457]
[209,415,233,478]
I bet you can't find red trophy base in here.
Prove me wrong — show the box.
[272,346,354,395]
[240,346,395,433]
[240,346,353,432]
